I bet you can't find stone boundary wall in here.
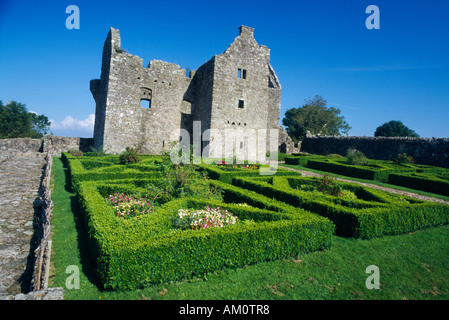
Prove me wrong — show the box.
[0,135,94,157]
[41,135,94,156]
[300,136,449,168]
[0,135,89,300]
[0,138,42,153]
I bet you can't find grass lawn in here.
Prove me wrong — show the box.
[49,157,449,300]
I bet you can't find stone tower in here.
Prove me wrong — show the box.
[90,26,284,159]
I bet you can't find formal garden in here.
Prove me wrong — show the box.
[48,148,449,299]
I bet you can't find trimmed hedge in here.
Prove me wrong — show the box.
[283,153,446,183]
[284,154,328,166]
[388,172,449,197]
[76,179,334,290]
[199,164,301,184]
[62,152,162,192]
[231,176,449,239]
[305,159,406,181]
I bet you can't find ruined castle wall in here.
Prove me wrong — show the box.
[137,59,191,154]
[101,47,145,153]
[91,26,283,158]
[91,28,117,150]
[206,26,280,160]
[266,64,282,154]
[92,27,191,155]
[189,58,215,152]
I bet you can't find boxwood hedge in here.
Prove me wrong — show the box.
[283,153,445,183]
[62,152,162,192]
[231,176,449,239]
[388,172,449,197]
[76,179,334,291]
[199,163,301,184]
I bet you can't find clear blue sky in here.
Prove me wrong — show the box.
[1,0,448,138]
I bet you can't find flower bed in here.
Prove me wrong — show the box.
[216,161,259,171]
[199,163,301,184]
[174,206,239,230]
[107,193,154,219]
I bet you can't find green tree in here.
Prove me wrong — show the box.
[0,100,50,139]
[282,95,351,142]
[374,120,419,138]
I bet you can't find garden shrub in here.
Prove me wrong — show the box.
[142,157,223,205]
[346,148,368,166]
[68,149,83,157]
[314,173,342,197]
[394,153,415,165]
[119,147,140,164]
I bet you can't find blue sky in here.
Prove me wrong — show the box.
[1,0,448,138]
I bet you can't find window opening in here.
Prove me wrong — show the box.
[141,99,151,108]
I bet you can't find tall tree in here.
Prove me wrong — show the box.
[374,120,419,138]
[0,100,50,139]
[282,95,351,142]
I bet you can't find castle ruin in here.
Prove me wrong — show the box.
[90,26,294,159]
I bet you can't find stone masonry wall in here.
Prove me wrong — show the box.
[0,138,42,153]
[301,135,449,168]
[91,27,191,155]
[91,26,283,159]
[205,26,282,160]
[0,136,93,157]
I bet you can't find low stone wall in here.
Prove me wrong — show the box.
[301,136,449,168]
[41,135,94,156]
[0,135,94,157]
[0,138,42,153]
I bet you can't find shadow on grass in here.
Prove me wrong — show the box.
[61,160,104,292]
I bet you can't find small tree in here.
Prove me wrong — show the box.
[282,95,351,142]
[374,120,419,138]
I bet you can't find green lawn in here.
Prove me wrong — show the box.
[49,157,449,300]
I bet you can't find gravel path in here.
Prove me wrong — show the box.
[281,165,449,205]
